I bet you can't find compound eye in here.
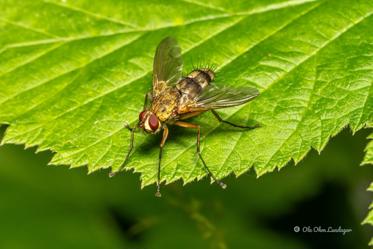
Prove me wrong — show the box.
[139,111,146,122]
[148,114,159,131]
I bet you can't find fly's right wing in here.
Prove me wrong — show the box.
[178,85,259,114]
[196,86,259,109]
[152,37,183,96]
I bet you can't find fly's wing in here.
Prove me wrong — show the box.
[152,37,183,96]
[179,85,259,114]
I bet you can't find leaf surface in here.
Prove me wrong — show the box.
[0,0,372,187]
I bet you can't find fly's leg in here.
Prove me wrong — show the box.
[211,109,259,129]
[174,121,226,189]
[109,123,136,177]
[156,126,169,197]
[110,92,151,178]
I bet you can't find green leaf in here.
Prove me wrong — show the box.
[0,0,372,189]
[363,127,373,166]
[362,126,373,246]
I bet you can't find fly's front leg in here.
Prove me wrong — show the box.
[156,126,169,197]
[174,121,226,189]
[110,92,152,178]
[211,109,259,129]
[109,124,137,177]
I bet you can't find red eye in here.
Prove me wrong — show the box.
[139,111,146,122]
[148,114,159,131]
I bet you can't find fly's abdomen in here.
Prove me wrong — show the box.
[176,69,215,99]
[188,69,214,88]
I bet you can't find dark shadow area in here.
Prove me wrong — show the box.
[108,207,145,243]
[135,131,161,153]
[134,111,260,155]
[0,125,8,141]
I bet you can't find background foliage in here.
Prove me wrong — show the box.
[0,127,372,248]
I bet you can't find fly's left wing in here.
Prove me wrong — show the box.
[152,37,183,96]
[178,85,259,114]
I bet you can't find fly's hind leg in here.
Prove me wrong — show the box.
[156,126,169,197]
[211,109,259,129]
[174,121,226,189]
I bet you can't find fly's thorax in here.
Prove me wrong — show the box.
[151,88,180,122]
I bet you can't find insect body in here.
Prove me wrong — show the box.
[111,37,259,197]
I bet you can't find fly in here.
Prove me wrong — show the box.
[110,37,259,197]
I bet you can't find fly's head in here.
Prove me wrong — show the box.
[139,110,161,134]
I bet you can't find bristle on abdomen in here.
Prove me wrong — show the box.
[187,68,215,89]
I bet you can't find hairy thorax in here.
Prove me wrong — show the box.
[151,87,180,122]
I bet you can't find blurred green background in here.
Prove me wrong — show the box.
[0,126,372,249]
